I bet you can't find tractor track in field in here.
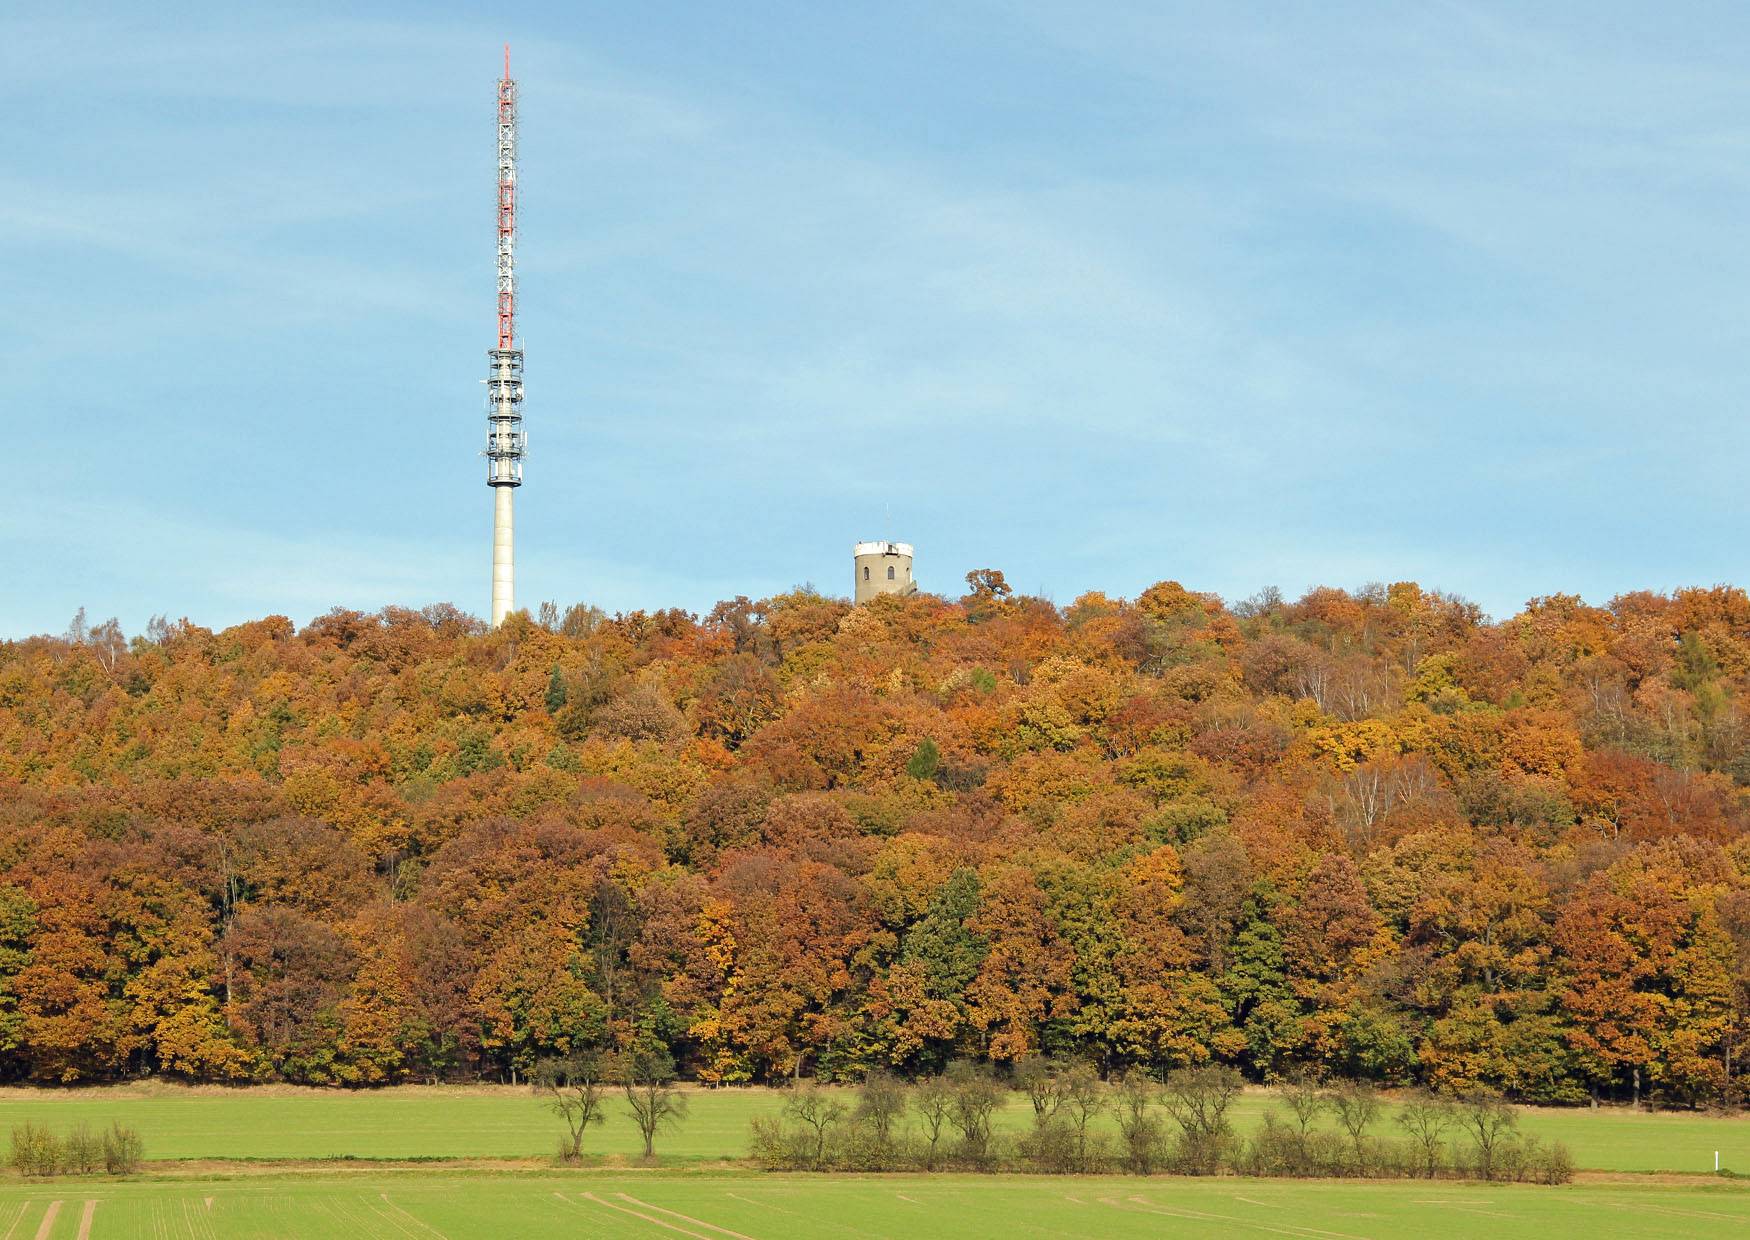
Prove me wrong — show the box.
[29,1202,57,1240]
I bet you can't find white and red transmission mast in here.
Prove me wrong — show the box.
[485,44,525,627]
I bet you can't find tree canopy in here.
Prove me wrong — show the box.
[2,580,1749,1105]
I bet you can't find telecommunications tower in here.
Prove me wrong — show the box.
[485,45,526,627]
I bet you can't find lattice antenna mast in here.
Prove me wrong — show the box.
[495,43,518,352]
[486,44,525,627]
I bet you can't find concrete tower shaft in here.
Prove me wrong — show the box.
[492,485,515,623]
[486,45,525,629]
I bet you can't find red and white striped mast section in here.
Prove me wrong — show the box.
[485,44,525,627]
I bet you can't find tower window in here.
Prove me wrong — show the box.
[863,566,870,581]
[887,566,895,580]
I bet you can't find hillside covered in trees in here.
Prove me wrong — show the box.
[3,576,1749,1106]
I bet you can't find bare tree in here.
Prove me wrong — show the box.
[855,1068,908,1152]
[1280,1071,1327,1172]
[618,1046,687,1160]
[912,1075,954,1171]
[1114,1069,1166,1174]
[1014,1055,1066,1125]
[1161,1066,1243,1174]
[532,1055,607,1163]
[1455,1091,1518,1181]
[945,1060,1004,1165]
[1161,1066,1243,1136]
[1330,754,1451,852]
[1281,1073,1325,1137]
[1395,1091,1454,1178]
[89,618,125,673]
[1325,1082,1381,1174]
[784,1082,848,1169]
[1062,1061,1106,1171]
[1333,762,1390,851]
[1331,655,1389,721]
[1296,654,1334,713]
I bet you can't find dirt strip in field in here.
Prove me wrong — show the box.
[617,1194,760,1240]
[377,1192,451,1240]
[571,1191,719,1240]
[30,1202,58,1240]
[1101,1193,1379,1240]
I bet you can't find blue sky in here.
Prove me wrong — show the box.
[5,2,1750,637]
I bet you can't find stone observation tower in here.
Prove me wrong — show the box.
[854,541,918,604]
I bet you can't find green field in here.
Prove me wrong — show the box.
[0,1085,1744,1175]
[1,1086,1748,1238]
[0,1171,1745,1240]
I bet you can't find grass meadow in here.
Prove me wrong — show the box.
[0,1171,1746,1240]
[1,1086,1747,1237]
[0,1084,1744,1173]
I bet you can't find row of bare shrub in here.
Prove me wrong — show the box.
[750,1061,1573,1184]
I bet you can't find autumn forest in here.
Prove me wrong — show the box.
[3,574,1749,1108]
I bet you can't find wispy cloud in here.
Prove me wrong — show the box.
[4,3,1748,634]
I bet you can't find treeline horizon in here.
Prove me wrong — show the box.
[2,574,1748,1106]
